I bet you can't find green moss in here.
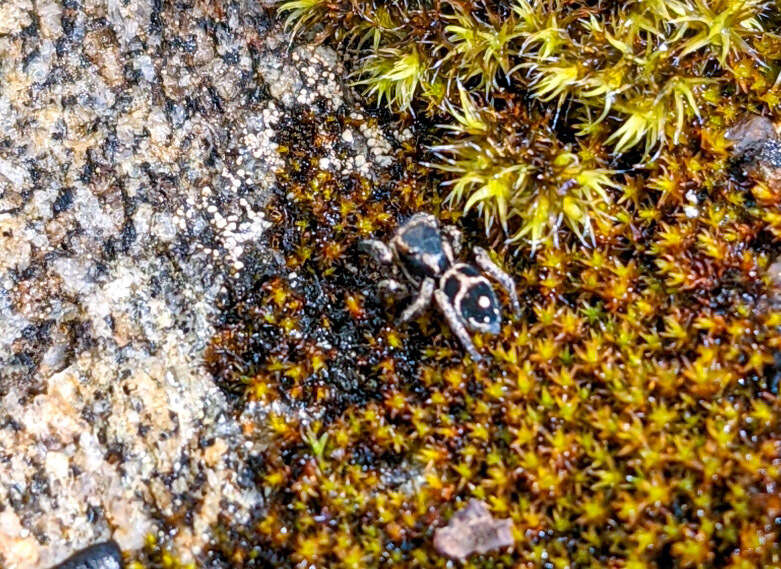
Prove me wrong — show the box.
[203,103,781,569]
[280,0,780,250]
[430,100,618,249]
[202,2,781,568]
[126,535,195,569]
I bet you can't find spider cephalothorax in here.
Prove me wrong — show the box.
[359,213,521,361]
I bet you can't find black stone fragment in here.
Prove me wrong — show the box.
[49,541,123,569]
[726,115,777,160]
[767,351,781,396]
[725,115,781,193]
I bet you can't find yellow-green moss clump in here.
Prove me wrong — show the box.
[204,108,781,569]
[127,535,195,569]
[202,1,781,568]
[281,0,780,250]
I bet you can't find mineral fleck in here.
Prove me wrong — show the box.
[433,500,514,561]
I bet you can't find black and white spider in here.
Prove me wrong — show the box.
[359,213,521,361]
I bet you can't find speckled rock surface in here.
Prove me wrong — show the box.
[726,114,781,191]
[0,1,397,567]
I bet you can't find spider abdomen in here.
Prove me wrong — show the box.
[441,264,501,335]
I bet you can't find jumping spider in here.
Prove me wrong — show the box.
[359,213,521,361]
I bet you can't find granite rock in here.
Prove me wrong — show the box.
[0,1,398,567]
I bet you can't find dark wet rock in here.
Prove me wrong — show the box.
[767,351,781,395]
[726,114,781,190]
[726,115,777,156]
[48,541,123,569]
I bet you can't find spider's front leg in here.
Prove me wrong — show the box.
[442,224,463,260]
[378,278,408,300]
[473,247,522,317]
[358,239,394,265]
[360,240,407,302]
[399,277,435,323]
[434,289,482,361]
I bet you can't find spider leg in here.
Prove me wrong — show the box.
[399,277,434,323]
[473,246,522,317]
[442,225,463,259]
[434,289,482,361]
[378,278,407,300]
[358,239,394,265]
